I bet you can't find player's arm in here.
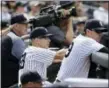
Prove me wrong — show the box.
[54,49,67,61]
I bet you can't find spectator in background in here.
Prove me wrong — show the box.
[1,3,11,22]
[73,1,88,24]
[93,1,108,26]
[43,1,57,7]
[1,14,29,88]
[5,1,16,14]
[28,1,42,18]
[13,2,25,15]
[75,1,85,17]
[74,20,86,37]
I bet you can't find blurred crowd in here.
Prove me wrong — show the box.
[0,1,109,88]
[1,1,108,47]
[1,1,108,32]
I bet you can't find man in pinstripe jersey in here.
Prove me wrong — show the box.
[55,19,108,82]
[18,27,67,85]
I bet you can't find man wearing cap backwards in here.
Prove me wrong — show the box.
[1,14,29,88]
[55,19,108,82]
[18,27,67,86]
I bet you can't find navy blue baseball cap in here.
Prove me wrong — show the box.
[20,71,43,84]
[84,19,107,33]
[30,27,53,39]
[11,14,29,25]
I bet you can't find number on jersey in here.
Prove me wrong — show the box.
[19,53,26,69]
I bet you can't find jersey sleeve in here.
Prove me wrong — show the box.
[90,40,104,53]
[34,48,56,66]
[77,39,105,57]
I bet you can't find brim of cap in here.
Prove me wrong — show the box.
[94,27,107,32]
[44,34,54,37]
[19,21,29,24]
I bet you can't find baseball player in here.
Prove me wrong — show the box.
[20,71,43,88]
[18,27,67,85]
[55,19,108,82]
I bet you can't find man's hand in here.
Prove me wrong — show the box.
[8,24,14,30]
[60,9,70,18]
[0,24,15,36]
[54,48,68,61]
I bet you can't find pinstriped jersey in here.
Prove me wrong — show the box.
[56,34,104,81]
[19,46,56,84]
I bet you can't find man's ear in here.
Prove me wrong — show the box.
[14,23,19,28]
[85,29,92,36]
[86,29,91,33]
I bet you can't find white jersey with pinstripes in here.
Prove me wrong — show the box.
[56,34,104,81]
[19,46,56,83]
